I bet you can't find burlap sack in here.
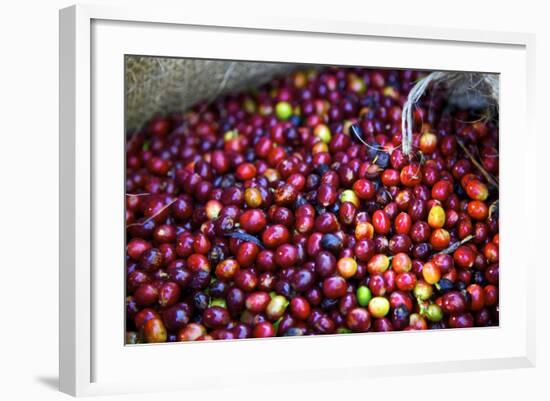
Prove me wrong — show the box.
[125,56,298,131]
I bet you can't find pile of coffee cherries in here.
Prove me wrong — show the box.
[125,67,499,343]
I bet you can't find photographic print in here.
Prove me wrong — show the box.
[125,57,499,344]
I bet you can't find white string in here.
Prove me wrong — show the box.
[401,72,445,156]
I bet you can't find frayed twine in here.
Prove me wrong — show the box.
[401,72,499,156]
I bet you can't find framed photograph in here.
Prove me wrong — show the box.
[59,4,536,396]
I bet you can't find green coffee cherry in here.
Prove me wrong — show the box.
[413,281,433,301]
[210,298,227,308]
[340,189,360,208]
[425,304,443,322]
[266,295,289,321]
[357,286,372,307]
[275,101,293,120]
[314,124,332,143]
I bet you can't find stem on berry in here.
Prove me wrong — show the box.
[126,192,151,197]
[456,138,499,188]
[437,234,474,255]
[126,198,177,228]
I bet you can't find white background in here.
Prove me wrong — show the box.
[0,0,547,399]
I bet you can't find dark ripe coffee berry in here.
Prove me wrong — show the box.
[346,307,372,332]
[236,241,260,267]
[317,183,337,207]
[454,245,476,269]
[134,283,159,306]
[162,302,192,331]
[354,239,376,262]
[127,270,151,293]
[441,291,467,314]
[262,224,290,248]
[236,163,257,181]
[391,304,410,330]
[274,244,298,268]
[245,291,271,313]
[234,269,258,292]
[372,210,390,235]
[322,276,348,299]
[127,238,152,261]
[203,306,230,329]
[353,179,376,200]
[314,212,340,233]
[187,253,210,272]
[158,282,181,307]
[400,164,422,187]
[153,224,177,244]
[290,296,312,320]
[315,251,337,277]
[239,210,267,234]
[292,268,316,292]
[274,183,299,206]
[139,248,164,272]
[252,322,276,338]
[320,233,343,253]
[448,313,474,328]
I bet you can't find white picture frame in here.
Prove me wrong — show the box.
[59,4,536,397]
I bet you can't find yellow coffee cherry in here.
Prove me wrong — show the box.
[428,205,446,229]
